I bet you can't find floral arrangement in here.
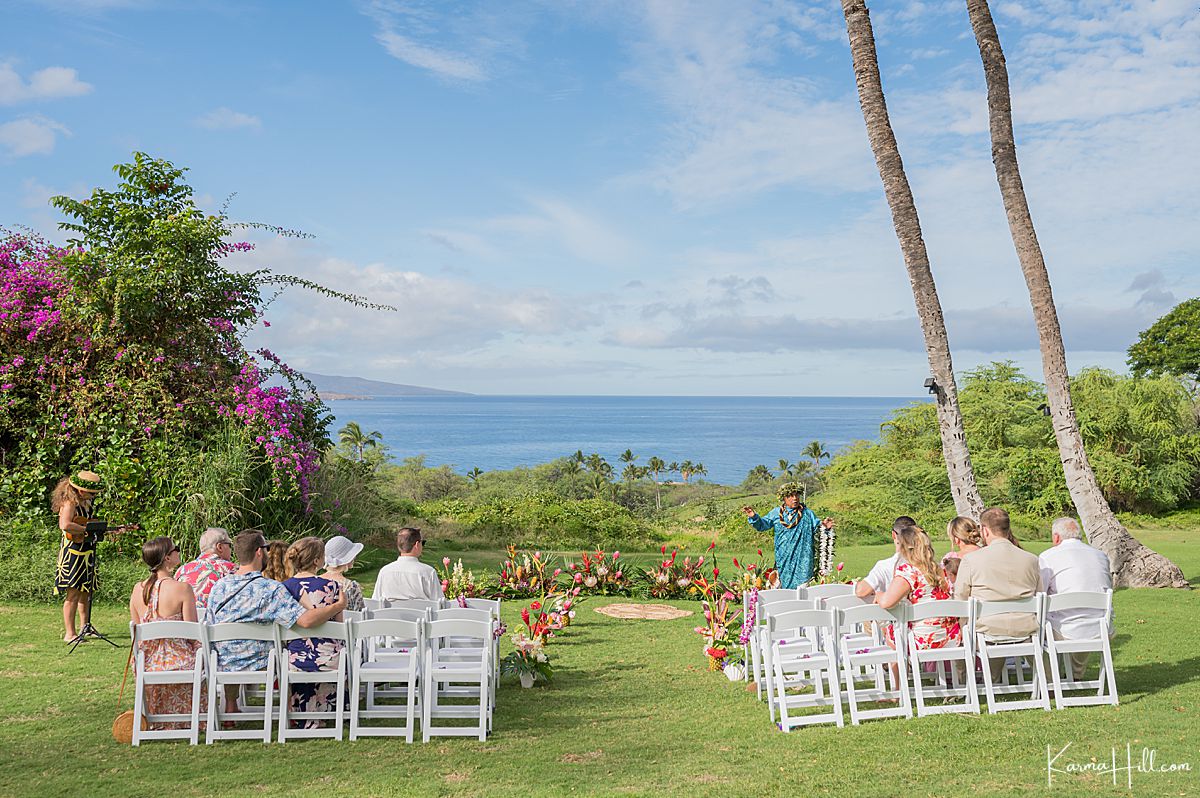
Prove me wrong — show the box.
[565,548,630,595]
[727,548,779,593]
[495,545,561,600]
[689,544,743,670]
[637,544,712,599]
[438,557,486,600]
[500,601,557,686]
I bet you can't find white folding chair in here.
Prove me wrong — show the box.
[806,583,855,602]
[362,607,427,708]
[823,594,880,686]
[350,618,423,741]
[837,604,912,724]
[363,598,386,612]
[907,599,980,717]
[205,622,280,743]
[463,597,503,680]
[758,598,819,721]
[343,609,366,623]
[130,620,207,745]
[432,607,497,706]
[975,596,1051,713]
[748,589,805,699]
[422,618,493,742]
[1044,590,1118,709]
[387,598,442,613]
[768,608,843,730]
[278,621,351,741]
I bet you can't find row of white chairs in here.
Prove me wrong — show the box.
[130,598,503,746]
[744,586,1117,730]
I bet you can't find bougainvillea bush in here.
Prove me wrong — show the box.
[0,153,387,563]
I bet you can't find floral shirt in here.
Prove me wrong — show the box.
[205,572,304,671]
[893,561,961,650]
[174,552,236,606]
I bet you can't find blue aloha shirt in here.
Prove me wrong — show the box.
[205,572,305,671]
[748,506,823,588]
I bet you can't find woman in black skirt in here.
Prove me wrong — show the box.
[51,470,102,642]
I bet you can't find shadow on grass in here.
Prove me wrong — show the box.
[1116,655,1200,702]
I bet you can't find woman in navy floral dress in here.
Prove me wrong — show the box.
[281,537,344,728]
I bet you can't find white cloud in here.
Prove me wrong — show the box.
[0,115,69,157]
[374,29,486,81]
[0,64,92,105]
[195,107,262,130]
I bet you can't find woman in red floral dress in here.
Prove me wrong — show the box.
[876,524,962,651]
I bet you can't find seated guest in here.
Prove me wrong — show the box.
[1039,517,1114,675]
[174,527,236,606]
[954,507,1043,679]
[129,536,203,728]
[320,534,365,612]
[854,516,915,600]
[373,527,445,603]
[941,554,961,591]
[261,539,290,582]
[206,531,346,715]
[945,516,983,561]
[281,537,344,728]
[875,525,961,651]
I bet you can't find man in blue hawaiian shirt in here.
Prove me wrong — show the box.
[207,531,346,715]
[742,482,835,588]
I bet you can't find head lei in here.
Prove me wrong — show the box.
[776,482,803,503]
[69,471,103,493]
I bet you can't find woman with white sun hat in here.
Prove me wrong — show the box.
[320,535,365,612]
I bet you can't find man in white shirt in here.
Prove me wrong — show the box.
[854,516,913,599]
[374,527,446,603]
[1038,517,1114,675]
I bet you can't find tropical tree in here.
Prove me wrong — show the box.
[803,440,831,468]
[747,464,774,487]
[1128,298,1200,385]
[647,456,667,510]
[678,460,695,483]
[466,467,484,489]
[691,462,707,482]
[840,0,985,520]
[777,459,793,477]
[584,452,614,499]
[338,421,383,462]
[668,461,680,482]
[963,0,1185,587]
[619,449,638,467]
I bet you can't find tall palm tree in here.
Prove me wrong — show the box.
[963,0,1185,587]
[619,449,638,467]
[802,440,830,469]
[691,462,707,482]
[750,464,774,486]
[678,460,695,483]
[338,421,382,462]
[777,458,793,477]
[647,456,667,510]
[840,0,985,519]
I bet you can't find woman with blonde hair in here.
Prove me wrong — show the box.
[875,525,961,651]
[128,536,204,727]
[942,516,983,589]
[281,537,344,727]
[51,470,102,642]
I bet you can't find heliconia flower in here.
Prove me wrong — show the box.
[661,544,667,554]
[733,558,740,568]
[521,608,530,625]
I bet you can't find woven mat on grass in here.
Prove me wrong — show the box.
[593,603,693,620]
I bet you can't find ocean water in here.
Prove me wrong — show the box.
[325,395,928,486]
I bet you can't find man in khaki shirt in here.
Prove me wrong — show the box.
[954,507,1044,641]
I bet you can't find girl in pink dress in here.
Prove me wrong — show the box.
[129,537,204,729]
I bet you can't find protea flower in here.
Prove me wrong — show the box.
[584,576,598,588]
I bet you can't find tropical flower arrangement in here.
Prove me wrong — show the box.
[501,601,557,687]
[727,548,780,593]
[495,545,560,600]
[636,544,713,599]
[564,548,631,595]
[438,557,486,600]
[547,587,583,628]
[689,545,744,671]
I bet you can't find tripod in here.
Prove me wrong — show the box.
[68,593,121,654]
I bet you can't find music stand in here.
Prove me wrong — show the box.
[68,520,122,654]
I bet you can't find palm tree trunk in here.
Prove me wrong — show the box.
[841,0,985,519]
[964,0,1186,587]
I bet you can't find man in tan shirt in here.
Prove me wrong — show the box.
[954,508,1044,679]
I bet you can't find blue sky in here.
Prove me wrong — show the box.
[2,0,1197,395]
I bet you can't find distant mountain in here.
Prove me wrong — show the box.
[304,372,471,398]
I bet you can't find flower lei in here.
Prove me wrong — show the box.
[778,505,800,529]
[737,586,758,646]
[817,524,837,578]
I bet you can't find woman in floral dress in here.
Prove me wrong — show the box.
[876,524,962,651]
[129,536,204,728]
[282,537,344,728]
[319,534,365,612]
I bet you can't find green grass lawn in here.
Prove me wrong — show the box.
[1,527,1196,798]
